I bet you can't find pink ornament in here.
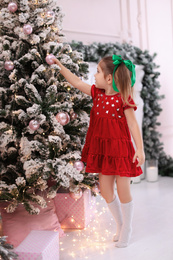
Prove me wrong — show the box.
[55,112,70,126]
[8,2,18,13]
[29,119,40,131]
[73,161,84,172]
[4,60,14,71]
[92,183,100,194]
[70,188,83,200]
[70,112,78,120]
[23,24,33,35]
[45,54,56,65]
[46,10,55,18]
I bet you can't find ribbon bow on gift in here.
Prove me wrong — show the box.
[112,55,136,92]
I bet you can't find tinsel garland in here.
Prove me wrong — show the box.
[70,41,173,177]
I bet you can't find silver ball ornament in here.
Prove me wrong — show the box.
[8,2,18,13]
[4,60,14,71]
[23,24,33,35]
[55,112,70,126]
[29,119,40,131]
[73,161,84,171]
[70,188,83,200]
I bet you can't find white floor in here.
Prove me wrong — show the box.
[59,176,173,260]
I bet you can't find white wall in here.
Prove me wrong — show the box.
[146,0,173,157]
[58,0,173,157]
[58,0,122,43]
[58,0,149,47]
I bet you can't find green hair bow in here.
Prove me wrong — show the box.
[112,55,136,92]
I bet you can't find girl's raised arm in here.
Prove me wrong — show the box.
[53,58,92,96]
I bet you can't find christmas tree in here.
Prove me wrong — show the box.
[0,0,98,214]
[0,236,18,260]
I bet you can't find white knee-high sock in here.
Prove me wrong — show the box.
[115,200,134,248]
[107,196,123,241]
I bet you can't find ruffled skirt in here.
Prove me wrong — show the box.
[81,117,142,177]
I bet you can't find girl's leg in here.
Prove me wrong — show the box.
[115,175,134,247]
[99,173,116,203]
[99,173,123,241]
[115,175,132,204]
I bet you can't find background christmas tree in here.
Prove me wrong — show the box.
[0,0,98,214]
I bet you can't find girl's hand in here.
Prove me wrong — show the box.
[133,149,145,167]
[52,57,60,65]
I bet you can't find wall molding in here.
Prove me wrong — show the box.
[144,0,149,49]
[136,0,149,50]
[119,0,132,43]
[62,29,120,39]
[171,0,173,49]
[126,0,132,43]
[137,0,143,49]
[119,0,149,48]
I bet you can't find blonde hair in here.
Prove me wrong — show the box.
[99,56,135,107]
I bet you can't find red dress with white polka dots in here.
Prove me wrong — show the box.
[81,85,143,177]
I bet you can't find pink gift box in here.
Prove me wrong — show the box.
[14,230,59,260]
[0,196,64,247]
[54,189,96,229]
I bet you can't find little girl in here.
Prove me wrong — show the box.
[53,54,145,248]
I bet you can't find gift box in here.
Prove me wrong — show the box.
[14,230,59,260]
[0,193,65,247]
[54,189,96,229]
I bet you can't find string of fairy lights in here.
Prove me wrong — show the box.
[59,195,115,259]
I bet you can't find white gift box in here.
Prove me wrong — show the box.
[14,230,59,260]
